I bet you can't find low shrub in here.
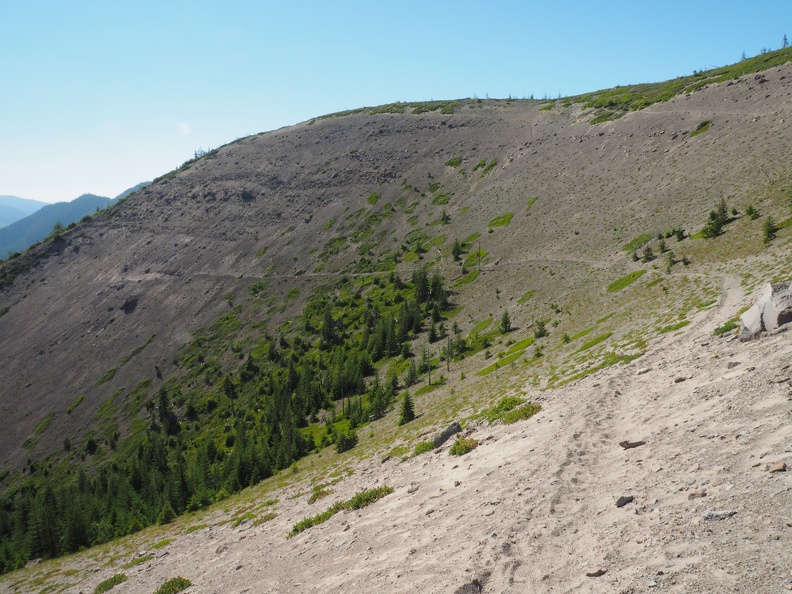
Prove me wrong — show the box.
[95,574,127,594]
[288,486,394,538]
[449,437,479,456]
[413,441,434,456]
[713,319,738,336]
[153,577,192,594]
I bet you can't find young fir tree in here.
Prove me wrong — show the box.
[451,238,462,261]
[499,310,511,333]
[404,359,418,386]
[399,391,415,425]
[763,215,778,244]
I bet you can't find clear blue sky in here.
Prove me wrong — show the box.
[2,1,791,203]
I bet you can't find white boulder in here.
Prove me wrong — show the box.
[739,282,792,341]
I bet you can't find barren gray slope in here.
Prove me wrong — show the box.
[1,63,792,474]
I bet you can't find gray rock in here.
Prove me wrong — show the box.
[702,510,737,521]
[616,495,634,507]
[763,282,792,332]
[739,300,764,340]
[740,282,792,341]
[433,421,462,448]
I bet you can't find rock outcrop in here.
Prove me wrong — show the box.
[739,282,792,340]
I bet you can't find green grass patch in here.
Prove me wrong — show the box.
[589,110,624,125]
[184,524,207,534]
[657,320,690,334]
[526,196,538,211]
[445,156,462,168]
[424,234,446,250]
[288,486,394,538]
[556,351,642,386]
[254,512,277,525]
[255,246,267,257]
[119,334,155,366]
[569,326,595,341]
[574,47,792,115]
[576,332,613,352]
[470,318,493,336]
[431,192,451,206]
[540,102,554,111]
[517,290,535,304]
[623,233,654,253]
[308,484,334,504]
[415,383,443,397]
[488,212,513,228]
[94,368,117,388]
[151,538,174,549]
[94,574,127,594]
[476,396,524,424]
[646,278,664,289]
[775,216,792,230]
[367,192,381,206]
[501,403,542,424]
[689,120,712,137]
[480,159,497,176]
[153,577,192,594]
[232,512,256,527]
[713,319,738,336]
[449,437,478,456]
[453,269,480,287]
[464,249,487,268]
[33,411,56,437]
[413,441,434,456]
[503,336,535,355]
[477,350,523,376]
[122,554,153,569]
[606,270,646,292]
[248,280,269,296]
[461,232,481,250]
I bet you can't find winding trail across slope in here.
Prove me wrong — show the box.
[9,272,792,594]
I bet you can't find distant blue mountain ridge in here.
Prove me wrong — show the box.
[0,182,149,257]
[0,196,47,228]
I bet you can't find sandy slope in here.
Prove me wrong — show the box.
[8,273,789,593]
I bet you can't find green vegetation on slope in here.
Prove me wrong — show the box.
[576,46,792,121]
[0,264,454,575]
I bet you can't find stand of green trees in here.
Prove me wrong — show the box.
[0,266,451,574]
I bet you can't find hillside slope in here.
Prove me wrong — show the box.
[0,184,149,256]
[2,50,792,588]
[4,272,792,592]
[4,61,792,463]
[0,193,112,255]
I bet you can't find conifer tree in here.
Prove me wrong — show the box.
[763,215,778,244]
[399,391,415,425]
[404,359,418,386]
[499,310,511,333]
[451,238,462,261]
